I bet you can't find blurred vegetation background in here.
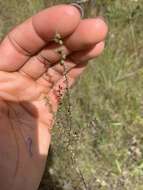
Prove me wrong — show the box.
[0,0,143,189]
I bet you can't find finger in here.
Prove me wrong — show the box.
[50,41,105,78]
[19,43,70,79]
[36,60,75,89]
[0,5,81,71]
[38,18,108,62]
[36,43,70,64]
[36,40,104,85]
[69,41,105,63]
[19,17,107,79]
[30,17,107,63]
[47,63,87,112]
[19,55,51,80]
[20,40,104,80]
[65,18,108,51]
[36,18,107,65]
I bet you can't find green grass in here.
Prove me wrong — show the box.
[0,0,143,189]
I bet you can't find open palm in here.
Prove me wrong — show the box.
[0,4,108,190]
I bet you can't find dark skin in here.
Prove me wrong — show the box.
[0,4,108,190]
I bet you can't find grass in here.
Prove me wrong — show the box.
[0,0,143,189]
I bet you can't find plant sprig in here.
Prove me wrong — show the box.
[54,31,89,189]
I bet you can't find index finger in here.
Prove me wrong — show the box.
[0,5,81,71]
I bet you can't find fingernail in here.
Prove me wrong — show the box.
[96,16,108,24]
[70,3,85,18]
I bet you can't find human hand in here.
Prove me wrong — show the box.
[0,4,108,190]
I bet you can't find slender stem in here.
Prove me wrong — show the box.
[54,32,89,189]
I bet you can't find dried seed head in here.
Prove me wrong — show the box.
[60,59,65,65]
[62,53,66,60]
[55,32,62,40]
[55,47,66,59]
[55,47,64,54]
[59,40,64,45]
[54,32,63,45]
